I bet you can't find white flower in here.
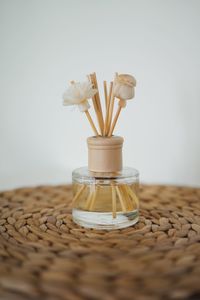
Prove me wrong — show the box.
[63,81,97,112]
[113,74,136,100]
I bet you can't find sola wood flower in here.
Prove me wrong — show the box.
[108,74,136,137]
[113,74,136,100]
[63,81,99,135]
[63,81,97,112]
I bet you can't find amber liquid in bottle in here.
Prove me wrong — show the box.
[72,167,139,230]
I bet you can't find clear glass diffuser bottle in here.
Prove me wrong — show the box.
[72,136,139,230]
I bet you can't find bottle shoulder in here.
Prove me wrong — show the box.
[72,166,139,181]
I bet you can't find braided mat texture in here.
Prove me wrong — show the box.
[0,185,200,300]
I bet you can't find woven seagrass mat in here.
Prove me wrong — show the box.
[0,185,200,300]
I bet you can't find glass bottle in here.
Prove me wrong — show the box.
[72,136,139,230]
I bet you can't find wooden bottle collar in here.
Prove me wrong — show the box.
[87,136,124,173]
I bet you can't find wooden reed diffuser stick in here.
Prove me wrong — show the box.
[103,81,108,136]
[108,99,126,137]
[121,185,133,211]
[106,73,118,135]
[108,106,121,137]
[103,81,108,113]
[72,185,86,205]
[107,92,115,135]
[111,185,117,218]
[85,111,99,136]
[104,82,113,136]
[85,189,94,210]
[89,73,104,135]
[115,186,126,212]
[119,186,130,211]
[125,185,139,208]
[87,75,102,134]
[89,185,99,211]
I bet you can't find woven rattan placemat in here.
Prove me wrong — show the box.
[0,184,200,300]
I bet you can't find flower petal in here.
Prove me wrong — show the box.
[62,81,97,106]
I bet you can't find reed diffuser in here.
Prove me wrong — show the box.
[63,72,139,229]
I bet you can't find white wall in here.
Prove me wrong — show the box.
[0,0,200,191]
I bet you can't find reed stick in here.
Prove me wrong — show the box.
[107,92,115,136]
[72,185,86,205]
[119,186,130,211]
[107,73,119,135]
[108,105,121,137]
[103,81,108,136]
[103,81,108,108]
[85,188,94,210]
[115,186,126,212]
[120,185,133,211]
[85,111,99,136]
[111,184,117,218]
[87,75,102,135]
[104,82,113,136]
[125,185,139,208]
[89,185,99,211]
[89,73,104,135]
[108,99,126,137]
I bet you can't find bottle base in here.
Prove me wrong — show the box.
[72,209,139,230]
